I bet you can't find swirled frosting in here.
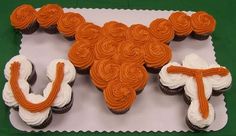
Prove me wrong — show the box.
[90,59,120,90]
[149,19,174,43]
[57,12,85,37]
[191,11,216,35]
[68,40,94,69]
[188,100,214,128]
[144,41,172,68]
[169,11,192,36]
[120,63,148,91]
[37,4,63,28]
[101,21,128,42]
[10,4,37,29]
[103,79,136,112]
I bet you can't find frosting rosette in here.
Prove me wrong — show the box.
[149,18,174,43]
[169,11,193,36]
[120,63,148,91]
[101,21,128,42]
[103,79,136,113]
[68,40,94,69]
[57,12,85,37]
[191,11,216,35]
[37,4,64,28]
[10,4,37,29]
[144,40,172,68]
[75,22,101,43]
[90,59,120,90]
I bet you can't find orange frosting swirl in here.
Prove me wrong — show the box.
[126,24,152,45]
[101,21,128,42]
[149,19,174,43]
[68,40,94,69]
[120,63,148,91]
[10,4,37,29]
[118,41,145,65]
[94,37,118,60]
[191,11,216,35]
[144,40,172,68]
[75,22,101,43]
[169,11,193,36]
[37,4,64,28]
[103,79,136,112]
[90,59,120,90]
[57,12,85,37]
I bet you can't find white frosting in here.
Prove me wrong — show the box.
[159,62,188,89]
[187,100,214,128]
[19,94,51,126]
[4,55,32,80]
[2,80,30,107]
[47,59,76,83]
[184,77,212,100]
[43,83,72,108]
[182,54,208,69]
[207,64,232,91]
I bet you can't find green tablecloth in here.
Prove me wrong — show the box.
[0,0,235,135]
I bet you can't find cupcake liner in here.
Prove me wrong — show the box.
[27,63,37,86]
[183,93,191,105]
[136,89,143,95]
[212,84,232,96]
[64,36,75,41]
[30,110,53,129]
[173,35,187,41]
[191,32,210,40]
[18,21,39,34]
[52,93,74,114]
[42,25,59,34]
[95,86,103,92]
[185,116,209,131]
[68,79,75,87]
[109,108,130,115]
[76,67,90,75]
[160,82,184,95]
[144,65,161,74]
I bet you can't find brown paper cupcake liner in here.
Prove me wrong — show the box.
[185,116,209,131]
[17,21,39,34]
[41,25,59,34]
[109,108,130,114]
[52,93,74,114]
[191,32,210,40]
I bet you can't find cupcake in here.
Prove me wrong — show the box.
[10,4,39,34]
[144,40,172,73]
[43,83,73,114]
[169,11,193,41]
[120,63,148,94]
[68,40,94,74]
[18,94,52,129]
[37,4,64,34]
[57,12,85,41]
[190,11,216,40]
[75,22,101,43]
[149,18,174,44]
[103,79,136,114]
[90,59,120,91]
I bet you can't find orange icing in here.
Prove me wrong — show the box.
[167,65,229,118]
[68,40,94,69]
[9,62,64,112]
[149,19,174,43]
[144,40,172,68]
[10,4,37,29]
[57,12,85,37]
[169,11,193,36]
[75,22,101,43]
[101,21,128,42]
[90,59,120,90]
[37,4,64,28]
[103,79,136,112]
[191,11,216,35]
[120,63,148,91]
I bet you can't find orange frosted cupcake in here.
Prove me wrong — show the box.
[149,18,174,44]
[169,11,193,41]
[90,59,120,91]
[68,40,94,74]
[37,4,64,34]
[103,79,136,114]
[191,11,216,40]
[120,63,148,94]
[10,4,39,34]
[57,12,85,41]
[144,40,172,73]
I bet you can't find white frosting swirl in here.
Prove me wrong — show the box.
[159,62,188,89]
[187,100,214,128]
[4,55,32,80]
[182,53,208,69]
[43,83,72,108]
[19,94,51,126]
[47,59,76,83]
[2,80,30,107]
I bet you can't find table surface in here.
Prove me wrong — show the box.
[0,0,235,136]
